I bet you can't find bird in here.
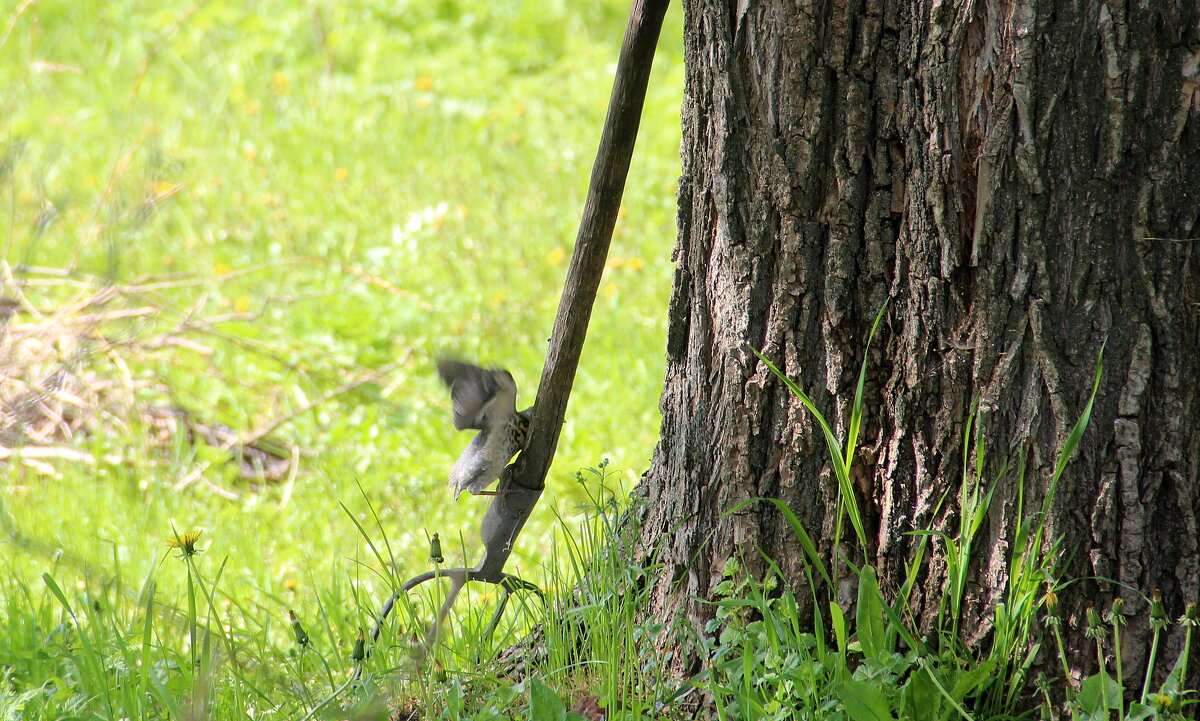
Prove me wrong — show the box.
[437,360,532,500]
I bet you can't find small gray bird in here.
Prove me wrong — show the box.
[437,360,531,500]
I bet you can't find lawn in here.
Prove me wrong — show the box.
[1,1,683,717]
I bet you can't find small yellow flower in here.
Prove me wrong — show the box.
[626,256,645,271]
[270,71,289,95]
[545,247,566,266]
[413,75,434,92]
[167,529,204,557]
[234,296,251,314]
[244,100,262,116]
[152,180,180,198]
[333,167,349,182]
[213,263,232,276]
[283,578,298,592]
[604,282,617,300]
[606,256,625,270]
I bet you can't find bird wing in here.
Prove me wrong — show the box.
[437,360,514,431]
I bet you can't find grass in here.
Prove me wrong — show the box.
[2,0,683,718]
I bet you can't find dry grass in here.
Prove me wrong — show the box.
[0,262,392,491]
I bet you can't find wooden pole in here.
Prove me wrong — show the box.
[513,0,671,494]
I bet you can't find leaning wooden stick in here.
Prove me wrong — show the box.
[372,0,670,645]
[516,0,670,493]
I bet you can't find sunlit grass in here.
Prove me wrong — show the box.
[1,0,682,717]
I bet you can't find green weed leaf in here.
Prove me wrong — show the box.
[529,678,567,721]
[1077,671,1123,714]
[838,679,897,721]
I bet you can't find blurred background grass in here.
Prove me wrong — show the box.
[0,0,682,704]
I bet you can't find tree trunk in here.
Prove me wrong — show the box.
[636,0,1200,691]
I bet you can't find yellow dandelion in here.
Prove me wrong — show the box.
[167,529,204,557]
[333,167,349,182]
[413,75,434,92]
[627,257,645,271]
[606,256,625,270]
[545,247,566,266]
[234,296,251,314]
[283,577,298,592]
[212,263,232,277]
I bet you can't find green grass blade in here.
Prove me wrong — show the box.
[727,497,833,588]
[749,347,867,549]
[846,300,890,471]
[40,573,75,621]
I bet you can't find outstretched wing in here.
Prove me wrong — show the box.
[437,360,514,431]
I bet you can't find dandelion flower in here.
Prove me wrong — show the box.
[167,529,204,557]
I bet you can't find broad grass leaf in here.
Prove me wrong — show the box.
[855,566,886,664]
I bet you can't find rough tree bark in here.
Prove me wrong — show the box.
[635,0,1200,689]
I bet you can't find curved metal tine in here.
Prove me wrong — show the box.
[371,567,471,642]
[480,591,513,658]
[498,573,543,595]
[480,576,546,653]
[424,573,468,658]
